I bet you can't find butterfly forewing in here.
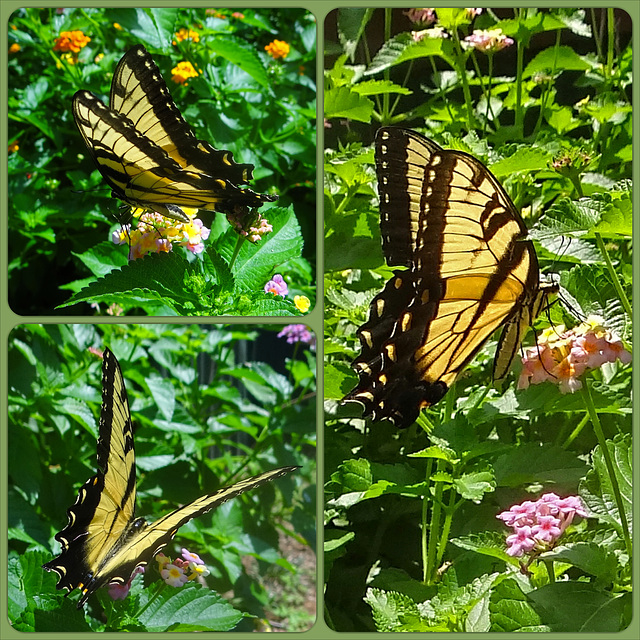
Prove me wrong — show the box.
[73,45,277,221]
[110,45,254,185]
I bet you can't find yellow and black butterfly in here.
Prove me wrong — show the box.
[42,348,297,608]
[72,45,277,223]
[343,127,558,428]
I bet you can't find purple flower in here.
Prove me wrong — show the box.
[278,324,316,349]
[264,274,288,297]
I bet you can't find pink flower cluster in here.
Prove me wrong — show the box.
[464,28,514,53]
[497,493,588,557]
[519,316,631,394]
[278,324,316,349]
[227,208,273,243]
[404,8,436,26]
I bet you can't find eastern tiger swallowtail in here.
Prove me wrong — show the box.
[72,45,277,223]
[343,126,558,428]
[42,348,297,608]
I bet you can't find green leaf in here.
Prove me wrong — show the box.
[492,443,588,488]
[489,578,547,632]
[337,7,374,61]
[57,252,194,314]
[523,45,592,78]
[146,374,176,421]
[324,86,375,122]
[580,434,632,537]
[331,458,372,492]
[527,581,629,632]
[542,542,618,583]
[365,588,423,633]
[453,470,495,502]
[351,79,412,97]
[232,207,303,291]
[135,582,245,631]
[208,37,270,88]
[489,147,552,178]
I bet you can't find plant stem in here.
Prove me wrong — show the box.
[580,380,631,556]
[594,232,632,319]
[228,235,245,271]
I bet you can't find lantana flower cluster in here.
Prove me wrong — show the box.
[171,60,199,85]
[278,324,316,349]
[227,208,273,243]
[107,548,211,602]
[264,39,290,59]
[53,30,91,53]
[497,493,588,558]
[112,208,210,260]
[463,28,514,53]
[404,9,513,54]
[157,549,210,587]
[173,28,200,44]
[518,316,631,394]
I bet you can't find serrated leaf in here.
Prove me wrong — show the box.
[351,79,412,96]
[324,86,375,122]
[331,458,372,491]
[489,147,552,178]
[58,252,194,313]
[337,7,374,61]
[580,434,632,537]
[232,207,303,291]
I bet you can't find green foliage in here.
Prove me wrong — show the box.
[8,7,316,315]
[324,8,632,633]
[8,324,316,630]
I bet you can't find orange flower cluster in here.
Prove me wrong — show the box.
[264,39,290,60]
[53,30,91,53]
[173,28,200,44]
[171,61,199,85]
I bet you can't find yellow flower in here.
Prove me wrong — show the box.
[113,23,122,30]
[294,295,310,313]
[173,28,200,45]
[53,30,91,53]
[264,39,290,60]
[8,141,19,153]
[55,52,76,68]
[171,60,199,85]
[9,43,20,54]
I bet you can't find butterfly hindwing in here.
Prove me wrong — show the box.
[344,127,556,427]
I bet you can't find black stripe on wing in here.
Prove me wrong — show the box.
[110,45,255,185]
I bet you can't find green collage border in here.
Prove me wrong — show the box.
[1,1,638,638]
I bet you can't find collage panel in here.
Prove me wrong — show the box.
[7,323,317,629]
[324,7,632,633]
[8,7,316,317]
